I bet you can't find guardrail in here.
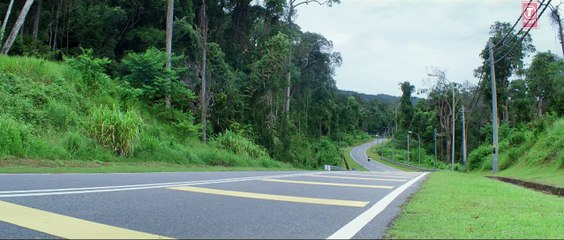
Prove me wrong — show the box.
[378,156,438,172]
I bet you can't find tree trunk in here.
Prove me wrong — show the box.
[1,0,35,55]
[559,18,564,58]
[200,0,208,144]
[165,0,174,109]
[0,0,16,44]
[284,2,294,116]
[552,7,564,58]
[66,0,70,49]
[32,0,42,41]
[503,101,509,124]
[555,11,564,57]
[52,0,62,51]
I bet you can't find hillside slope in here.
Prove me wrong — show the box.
[468,117,564,187]
[0,55,289,169]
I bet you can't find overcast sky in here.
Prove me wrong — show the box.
[294,0,562,97]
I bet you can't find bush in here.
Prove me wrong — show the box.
[501,147,521,170]
[509,131,526,146]
[120,48,171,104]
[88,106,144,156]
[210,130,270,159]
[467,144,492,171]
[64,48,112,86]
[43,101,79,130]
[313,139,341,167]
[0,116,31,156]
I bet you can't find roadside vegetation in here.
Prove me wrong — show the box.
[0,52,375,171]
[365,147,417,172]
[0,0,398,171]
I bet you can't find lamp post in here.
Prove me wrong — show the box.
[408,131,421,164]
[381,127,386,155]
[407,133,410,162]
[451,83,455,171]
[433,128,437,168]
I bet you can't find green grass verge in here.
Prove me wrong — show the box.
[385,172,563,239]
[366,145,415,172]
[343,147,368,171]
[473,166,564,188]
[0,159,299,173]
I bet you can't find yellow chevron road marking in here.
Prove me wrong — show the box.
[0,200,171,239]
[169,186,368,208]
[308,175,406,182]
[261,179,394,189]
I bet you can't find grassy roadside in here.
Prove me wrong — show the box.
[472,166,564,189]
[385,172,563,239]
[0,159,299,173]
[343,146,368,171]
[496,166,564,188]
[366,146,415,172]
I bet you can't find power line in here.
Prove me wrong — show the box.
[493,0,535,50]
[467,67,486,111]
[469,1,539,111]
[494,0,552,64]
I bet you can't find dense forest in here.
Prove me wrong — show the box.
[0,1,562,172]
[0,0,394,168]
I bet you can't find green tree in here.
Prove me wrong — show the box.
[527,52,563,117]
[476,22,535,124]
[508,79,534,124]
[399,81,415,130]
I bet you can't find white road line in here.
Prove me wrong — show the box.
[329,172,413,179]
[327,172,429,240]
[0,172,323,198]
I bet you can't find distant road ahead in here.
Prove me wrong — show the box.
[350,139,401,172]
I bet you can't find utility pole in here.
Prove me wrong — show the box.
[384,129,387,159]
[380,128,385,156]
[417,134,420,165]
[165,0,174,109]
[434,128,437,168]
[451,84,455,171]
[488,40,499,174]
[407,133,410,162]
[461,105,467,167]
[391,129,395,161]
[408,131,420,164]
[394,107,398,133]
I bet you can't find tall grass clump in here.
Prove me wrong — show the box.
[210,130,270,159]
[0,116,31,156]
[88,106,144,156]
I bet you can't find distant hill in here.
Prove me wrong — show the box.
[339,90,421,104]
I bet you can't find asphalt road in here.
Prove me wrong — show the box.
[0,146,427,239]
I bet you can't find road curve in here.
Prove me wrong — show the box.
[349,139,401,172]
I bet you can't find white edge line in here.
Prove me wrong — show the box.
[327,172,429,240]
[0,172,322,198]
